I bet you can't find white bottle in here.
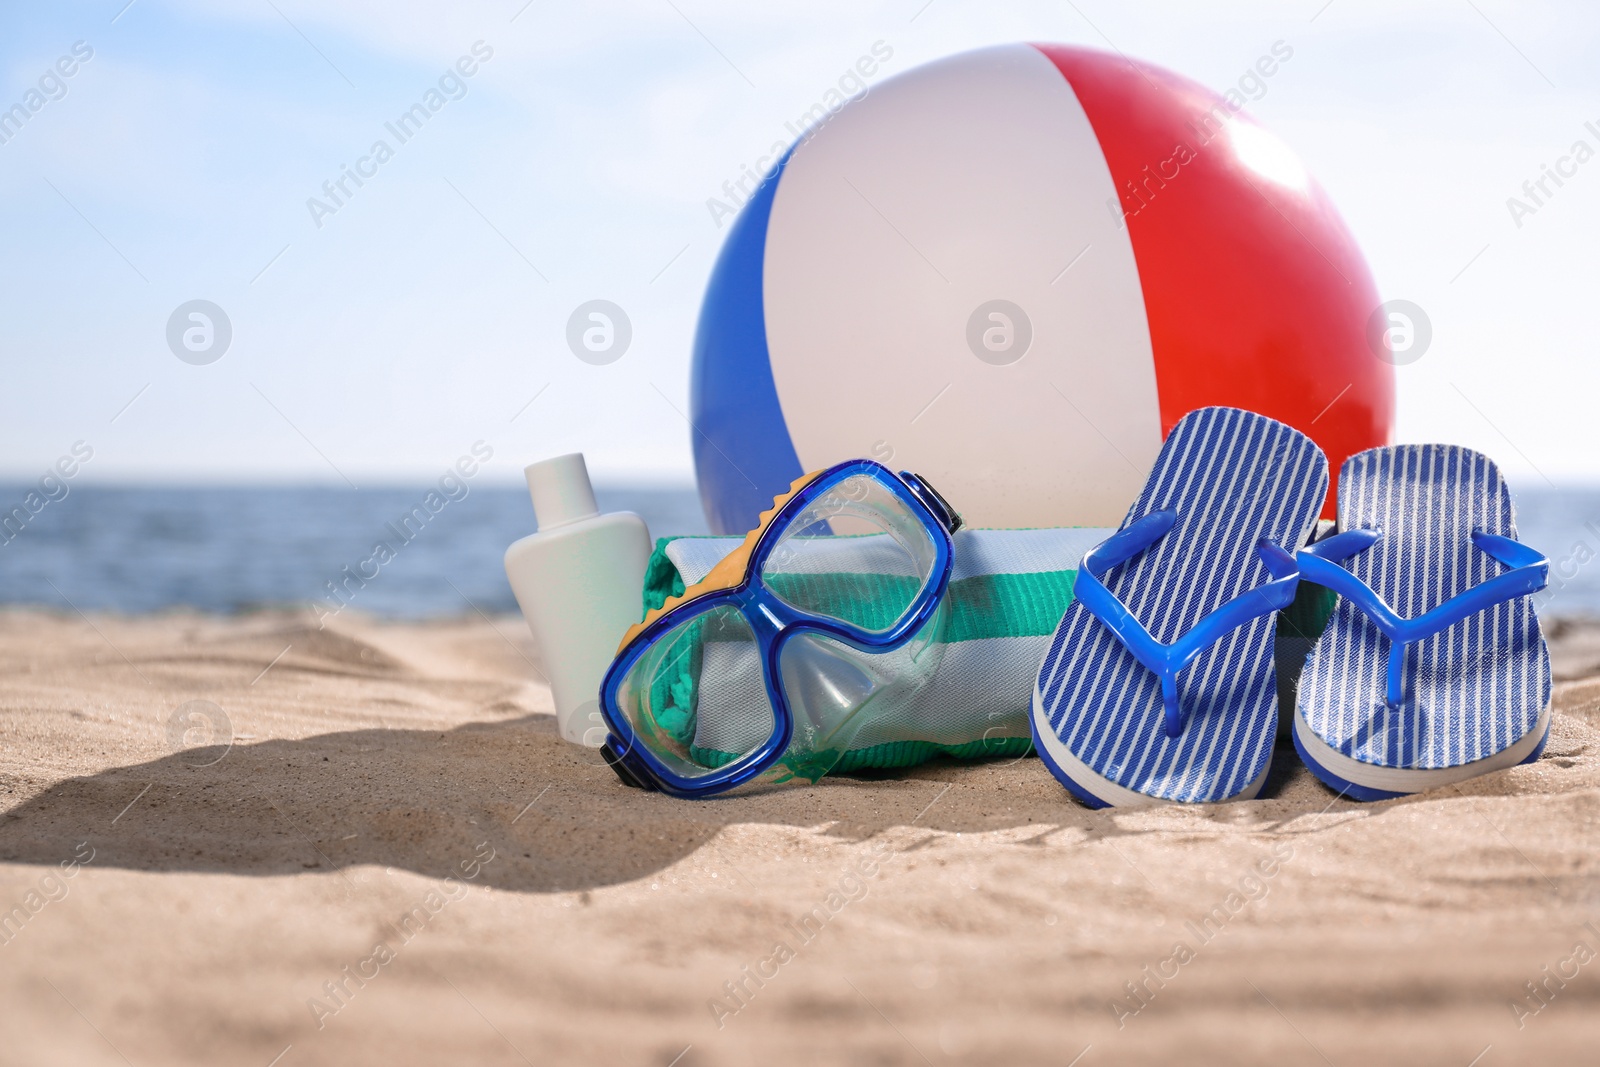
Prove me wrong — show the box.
[504,453,652,747]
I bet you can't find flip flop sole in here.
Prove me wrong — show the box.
[1292,700,1550,801]
[1296,445,1551,794]
[1033,407,1327,805]
[1030,684,1272,807]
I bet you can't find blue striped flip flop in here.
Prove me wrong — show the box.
[1031,407,1328,807]
[1292,445,1551,801]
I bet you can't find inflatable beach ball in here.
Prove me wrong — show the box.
[692,43,1393,533]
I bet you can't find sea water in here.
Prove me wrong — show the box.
[0,484,706,617]
[1,484,1596,618]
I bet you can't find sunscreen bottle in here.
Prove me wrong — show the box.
[504,453,652,746]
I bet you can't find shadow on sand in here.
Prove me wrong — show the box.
[0,710,1357,893]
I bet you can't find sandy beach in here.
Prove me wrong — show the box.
[1,607,1596,1065]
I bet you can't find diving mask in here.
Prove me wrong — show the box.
[598,459,962,798]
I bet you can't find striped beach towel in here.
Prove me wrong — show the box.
[640,527,1110,772]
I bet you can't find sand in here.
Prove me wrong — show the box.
[1,607,1597,1066]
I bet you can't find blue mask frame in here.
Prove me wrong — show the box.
[598,459,961,799]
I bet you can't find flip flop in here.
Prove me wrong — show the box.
[1293,445,1551,801]
[1031,406,1328,806]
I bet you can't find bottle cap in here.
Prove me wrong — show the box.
[525,453,600,530]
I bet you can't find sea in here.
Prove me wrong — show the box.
[2,484,1598,618]
[0,484,708,618]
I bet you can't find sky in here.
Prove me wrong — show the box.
[1,0,1597,488]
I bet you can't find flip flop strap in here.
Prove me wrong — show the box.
[1073,509,1302,739]
[1297,529,1549,707]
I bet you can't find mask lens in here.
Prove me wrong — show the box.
[759,472,940,634]
[613,603,776,780]
[773,599,949,782]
